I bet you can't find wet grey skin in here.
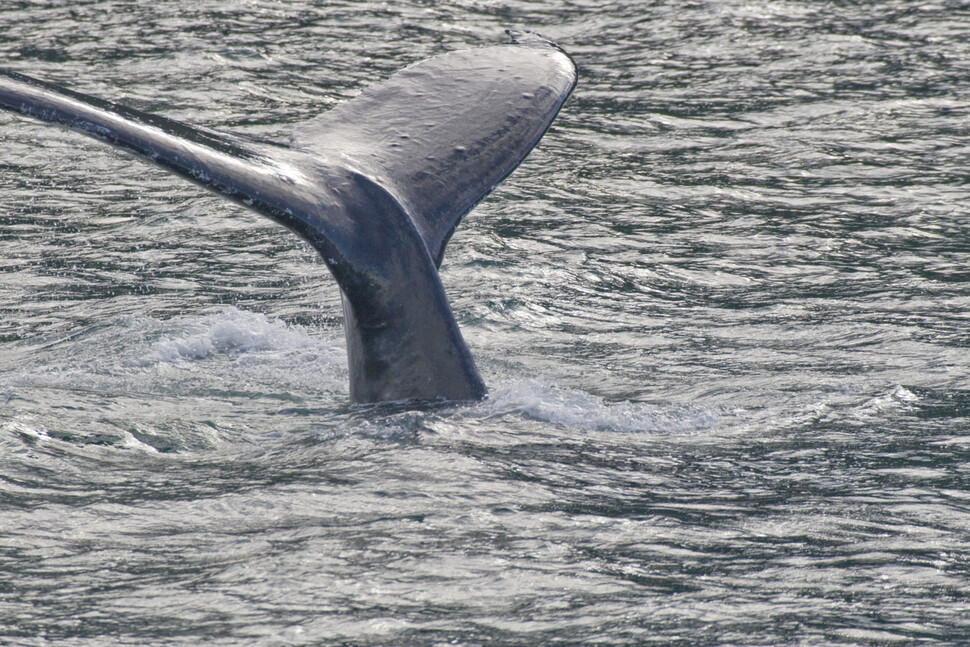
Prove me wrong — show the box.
[0,35,576,404]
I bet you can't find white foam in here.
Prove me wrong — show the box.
[4,419,47,440]
[0,307,346,409]
[483,376,719,434]
[118,429,160,453]
[142,307,320,364]
[860,384,920,414]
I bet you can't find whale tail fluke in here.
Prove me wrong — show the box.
[294,38,576,266]
[0,37,576,403]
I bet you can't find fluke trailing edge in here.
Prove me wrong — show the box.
[0,34,576,403]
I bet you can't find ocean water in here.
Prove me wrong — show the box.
[2,1,970,645]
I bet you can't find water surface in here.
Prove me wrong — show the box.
[2,1,970,645]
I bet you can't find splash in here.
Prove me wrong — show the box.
[859,384,920,415]
[142,307,321,364]
[0,307,346,411]
[483,376,720,434]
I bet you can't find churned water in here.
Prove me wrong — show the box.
[2,1,970,645]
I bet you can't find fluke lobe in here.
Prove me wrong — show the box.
[0,34,576,404]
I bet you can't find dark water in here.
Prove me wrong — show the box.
[2,1,970,645]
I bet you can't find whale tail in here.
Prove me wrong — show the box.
[0,36,576,403]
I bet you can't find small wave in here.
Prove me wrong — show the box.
[859,385,919,414]
[1,307,346,416]
[139,307,320,364]
[3,419,49,443]
[483,376,720,434]
[118,429,161,453]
